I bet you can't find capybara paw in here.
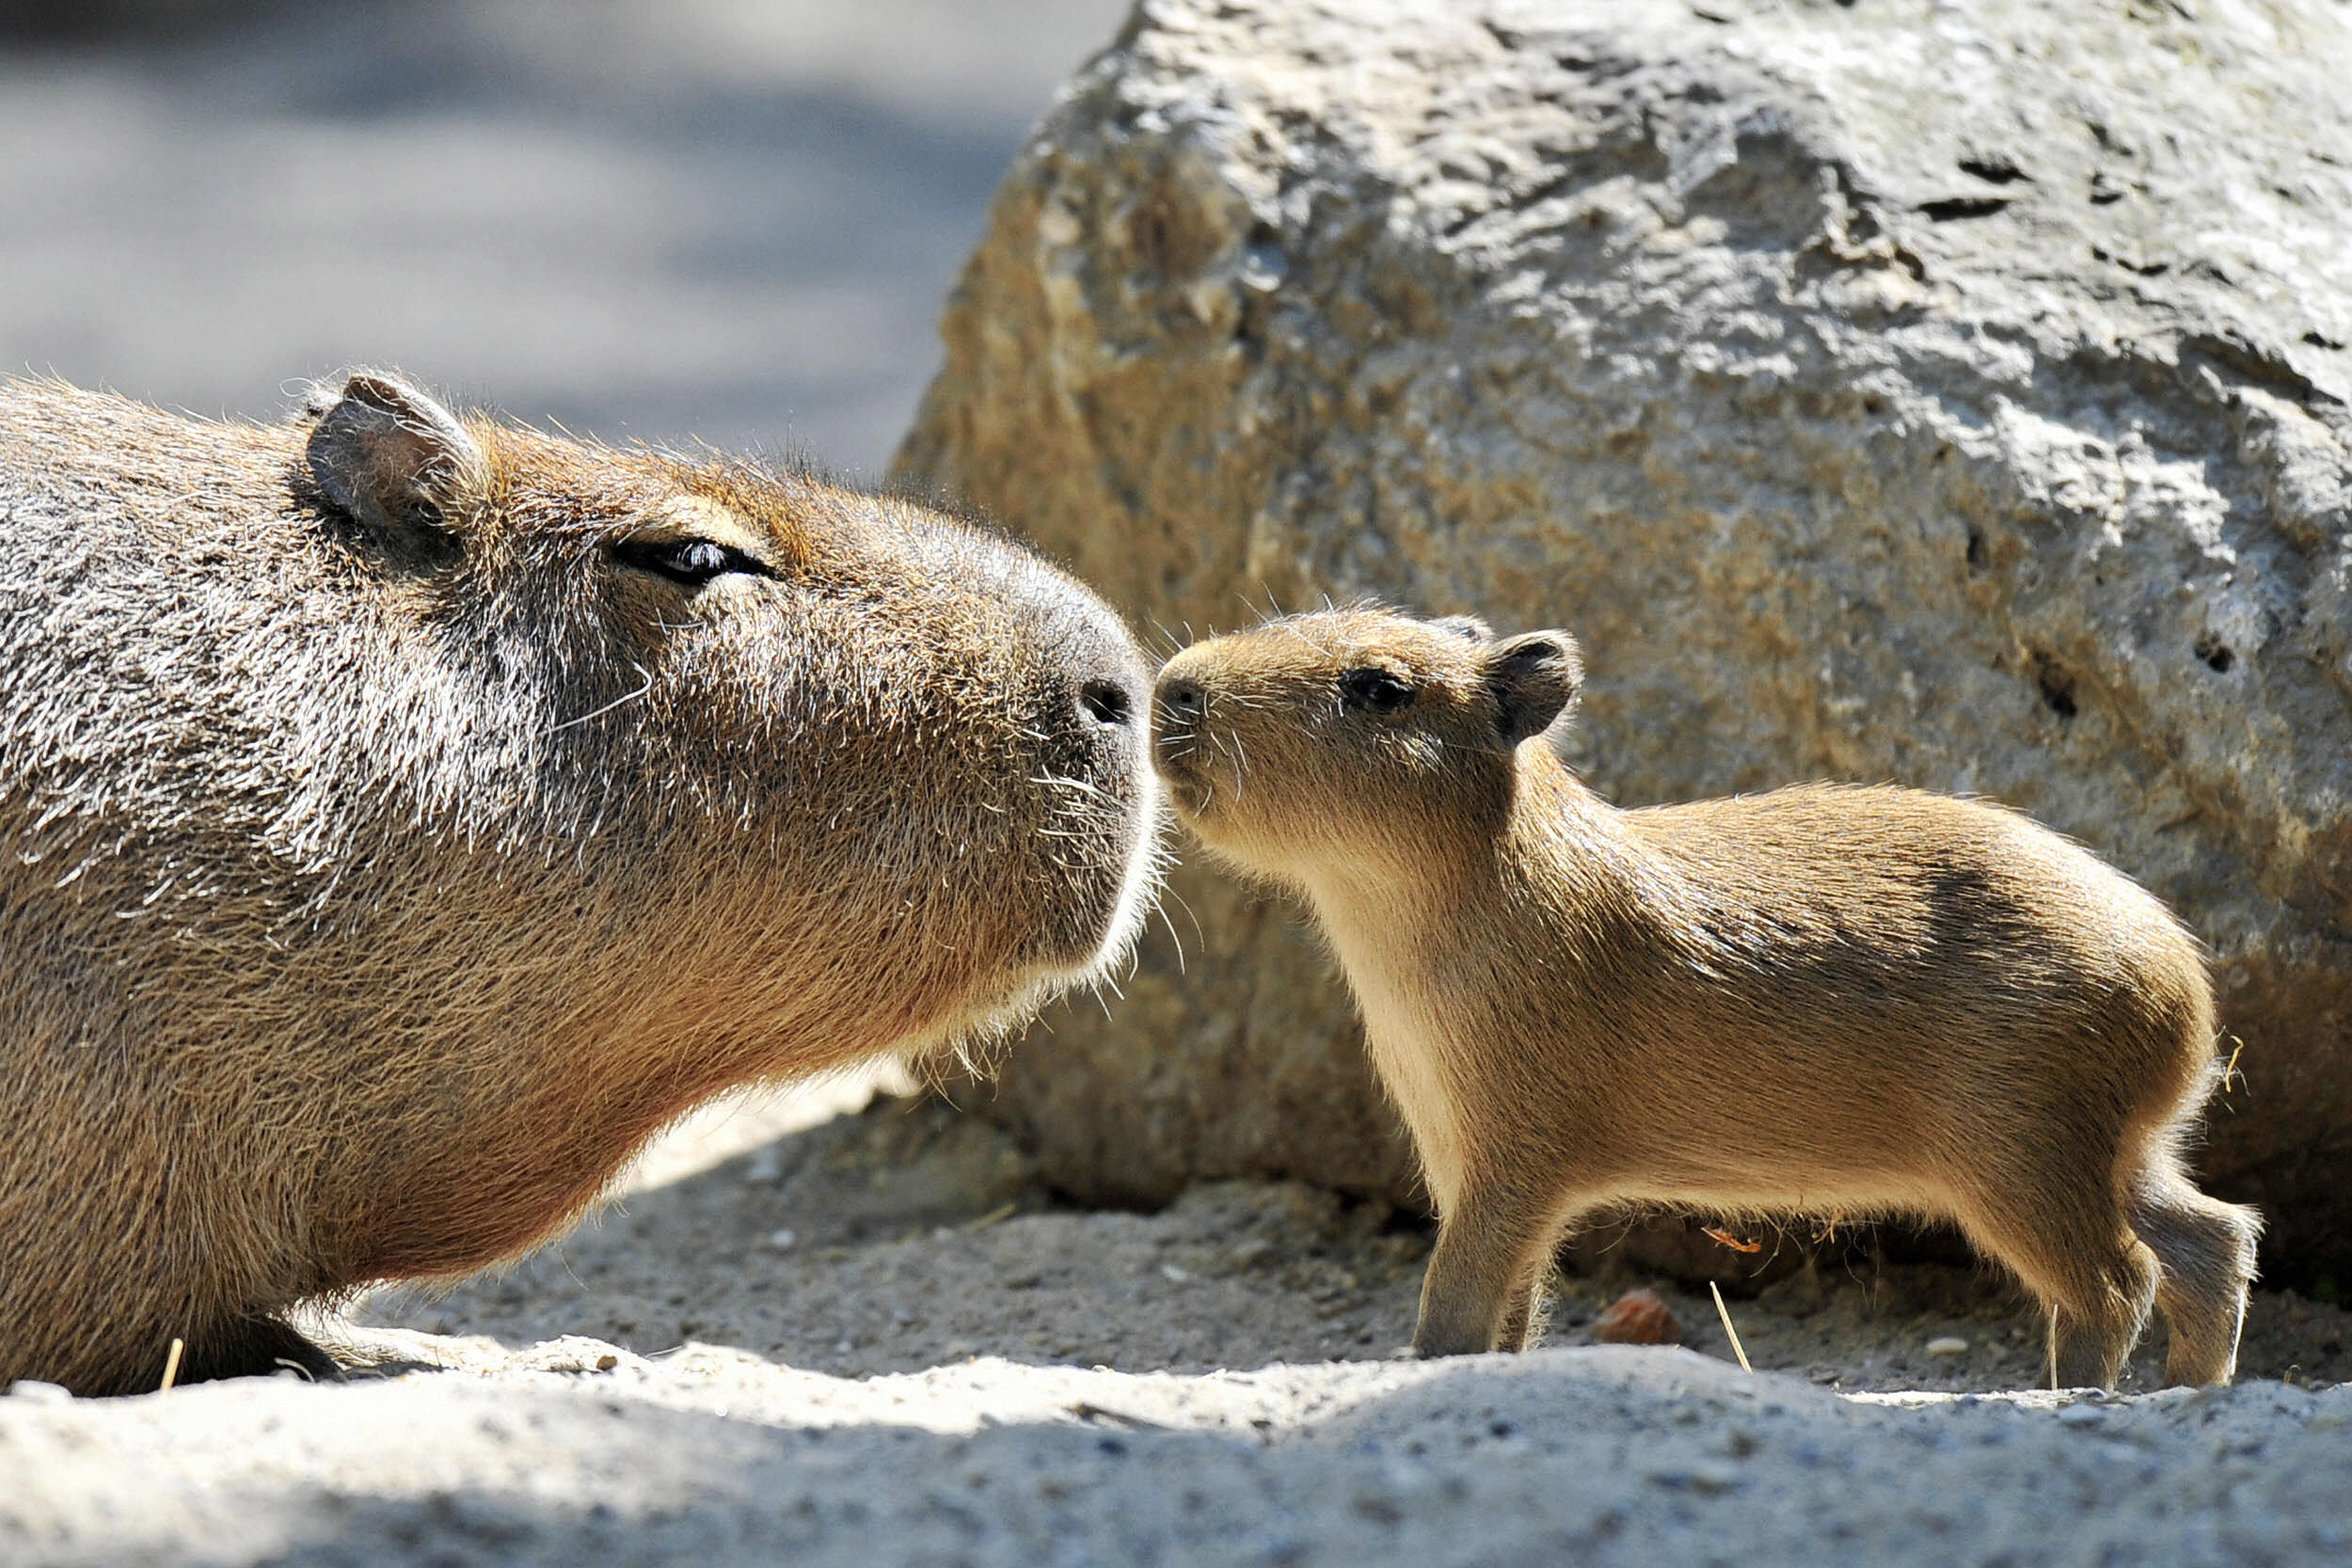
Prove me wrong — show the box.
[176,1317,343,1387]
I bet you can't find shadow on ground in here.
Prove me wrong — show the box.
[5,1096,2345,1566]
[9,1329,2349,1568]
[359,1094,2352,1396]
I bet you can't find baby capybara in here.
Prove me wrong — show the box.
[1152,608,2256,1388]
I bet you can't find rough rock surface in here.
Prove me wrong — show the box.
[896,0,2352,1274]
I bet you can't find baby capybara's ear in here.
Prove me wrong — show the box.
[305,372,486,544]
[1486,630,1583,744]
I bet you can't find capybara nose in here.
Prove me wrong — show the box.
[1079,676,1136,727]
[1156,676,1205,726]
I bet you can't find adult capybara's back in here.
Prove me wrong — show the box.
[0,372,1161,1395]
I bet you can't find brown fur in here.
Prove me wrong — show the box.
[0,373,1162,1396]
[1153,608,2258,1389]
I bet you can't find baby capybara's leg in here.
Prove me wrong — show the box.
[2048,1242,2161,1390]
[1494,1246,1561,1353]
[2129,1161,2261,1386]
[1415,1184,1565,1357]
[1955,1180,2158,1391]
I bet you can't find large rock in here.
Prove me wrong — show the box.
[897,0,2352,1276]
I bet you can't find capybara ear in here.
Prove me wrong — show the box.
[305,372,485,541]
[1486,630,1582,745]
[1431,614,1494,643]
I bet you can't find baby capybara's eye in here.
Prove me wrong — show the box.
[1339,667,1414,712]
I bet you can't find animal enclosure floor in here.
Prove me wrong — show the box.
[357,1089,2350,1398]
[6,1091,2345,1568]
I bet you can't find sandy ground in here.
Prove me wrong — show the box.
[8,1088,2346,1567]
[7,7,2350,1561]
[358,1089,2352,1398]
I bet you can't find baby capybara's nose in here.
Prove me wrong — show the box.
[1155,674,1205,727]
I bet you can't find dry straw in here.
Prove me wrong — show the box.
[1709,1282,1753,1374]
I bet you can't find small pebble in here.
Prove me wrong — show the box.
[1594,1289,1683,1347]
[1926,1336,1969,1357]
[1691,1460,1745,1494]
[1160,1263,1192,1283]
[767,1227,798,1250]
[1647,1460,1744,1494]
[6,1380,72,1404]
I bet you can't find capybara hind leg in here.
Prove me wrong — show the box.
[2130,1167,2261,1386]
[1957,1193,2157,1391]
[175,1314,342,1387]
[1415,1190,1558,1357]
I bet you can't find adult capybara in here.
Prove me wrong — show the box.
[0,372,1161,1396]
[1152,608,2258,1389]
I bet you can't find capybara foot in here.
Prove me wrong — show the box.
[174,1315,342,1388]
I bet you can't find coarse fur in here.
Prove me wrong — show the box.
[1153,607,2259,1389]
[0,373,1163,1396]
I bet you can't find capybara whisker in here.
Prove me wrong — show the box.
[548,666,656,732]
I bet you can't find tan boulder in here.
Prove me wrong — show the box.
[898,0,2352,1277]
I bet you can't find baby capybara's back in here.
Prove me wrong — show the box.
[1,375,1160,1394]
[1588,786,2217,1186]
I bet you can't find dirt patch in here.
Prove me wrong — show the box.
[358,1092,2351,1396]
[7,1089,2346,1566]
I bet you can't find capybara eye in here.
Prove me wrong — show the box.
[1339,667,1414,712]
[613,536,768,588]
[675,541,728,578]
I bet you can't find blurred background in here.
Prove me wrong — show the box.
[0,0,1130,476]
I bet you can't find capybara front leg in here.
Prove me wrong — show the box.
[1414,1190,1553,1357]
[1494,1247,1560,1353]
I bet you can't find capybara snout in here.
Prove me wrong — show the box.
[0,372,1160,1395]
